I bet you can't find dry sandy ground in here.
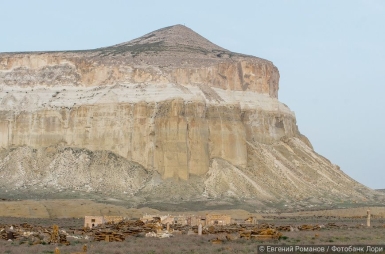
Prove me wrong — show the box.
[0,199,262,220]
[0,217,384,254]
[274,207,385,218]
[1,199,385,220]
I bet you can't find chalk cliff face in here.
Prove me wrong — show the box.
[0,25,379,206]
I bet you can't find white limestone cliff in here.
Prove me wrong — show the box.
[0,25,380,206]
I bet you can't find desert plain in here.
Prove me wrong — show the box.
[0,197,385,254]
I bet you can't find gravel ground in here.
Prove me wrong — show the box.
[1,217,384,253]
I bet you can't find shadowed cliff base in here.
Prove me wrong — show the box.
[0,144,383,212]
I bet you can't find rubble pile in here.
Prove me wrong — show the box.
[2,219,367,244]
[0,223,69,245]
[93,231,125,242]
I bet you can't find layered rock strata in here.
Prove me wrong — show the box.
[0,25,379,204]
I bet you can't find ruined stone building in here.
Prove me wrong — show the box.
[84,216,124,229]
[187,215,206,226]
[205,214,231,226]
[140,214,206,226]
[84,216,104,229]
[243,216,258,225]
[103,216,124,224]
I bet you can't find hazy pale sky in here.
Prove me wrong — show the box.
[1,1,384,189]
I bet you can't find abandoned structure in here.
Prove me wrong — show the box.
[140,214,207,226]
[205,214,231,226]
[140,214,232,226]
[187,215,206,226]
[84,216,104,229]
[85,214,232,229]
[103,216,124,224]
[84,216,124,229]
[244,216,258,225]
[141,214,164,223]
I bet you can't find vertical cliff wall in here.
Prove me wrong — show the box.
[0,90,298,180]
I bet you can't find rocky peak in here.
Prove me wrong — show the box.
[110,24,227,54]
[0,25,280,97]
[94,24,258,67]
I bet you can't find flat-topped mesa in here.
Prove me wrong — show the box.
[0,25,379,204]
[0,25,279,98]
[0,25,297,183]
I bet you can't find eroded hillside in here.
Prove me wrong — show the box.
[0,25,382,209]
